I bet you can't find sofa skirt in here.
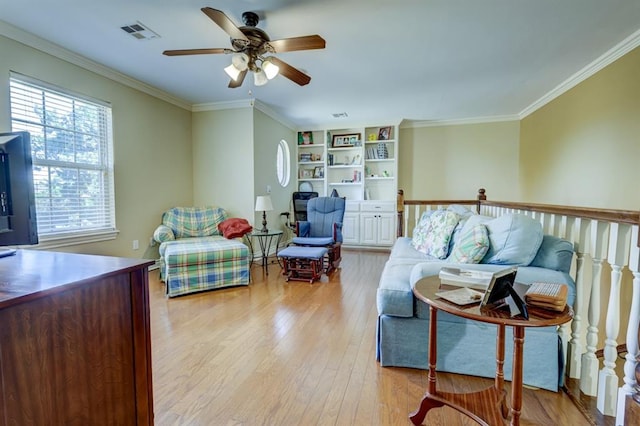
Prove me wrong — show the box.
[162,237,250,297]
[376,314,562,392]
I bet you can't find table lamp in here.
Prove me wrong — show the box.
[255,195,274,233]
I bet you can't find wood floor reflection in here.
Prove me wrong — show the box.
[149,249,589,425]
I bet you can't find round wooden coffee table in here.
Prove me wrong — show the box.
[410,275,573,426]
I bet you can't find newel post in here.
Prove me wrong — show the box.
[397,189,405,238]
[476,188,486,214]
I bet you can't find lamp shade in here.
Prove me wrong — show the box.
[231,53,249,71]
[224,64,242,81]
[253,69,268,86]
[262,58,280,80]
[255,195,274,212]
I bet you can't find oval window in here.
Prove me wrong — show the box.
[276,139,290,187]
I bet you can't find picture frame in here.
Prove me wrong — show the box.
[313,166,324,178]
[332,133,360,148]
[299,169,313,178]
[298,131,313,145]
[378,126,392,140]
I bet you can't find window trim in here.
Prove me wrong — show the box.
[276,139,291,187]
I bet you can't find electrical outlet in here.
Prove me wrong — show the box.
[133,240,139,250]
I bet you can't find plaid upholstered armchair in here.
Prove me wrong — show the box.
[153,207,251,297]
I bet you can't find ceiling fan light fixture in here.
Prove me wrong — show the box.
[224,64,242,81]
[262,58,280,80]
[231,53,249,71]
[253,68,268,86]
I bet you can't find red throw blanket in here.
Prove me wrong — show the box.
[218,218,253,239]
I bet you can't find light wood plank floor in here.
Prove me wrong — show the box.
[149,249,589,425]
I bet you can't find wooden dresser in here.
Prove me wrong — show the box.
[0,250,154,425]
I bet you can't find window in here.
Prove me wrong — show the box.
[9,74,116,246]
[276,139,290,187]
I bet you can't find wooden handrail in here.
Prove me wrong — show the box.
[397,188,640,245]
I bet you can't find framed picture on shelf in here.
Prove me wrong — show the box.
[298,131,313,145]
[299,169,313,178]
[378,127,392,140]
[313,166,324,178]
[332,133,360,148]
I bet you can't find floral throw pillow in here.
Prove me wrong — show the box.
[411,210,434,246]
[411,210,460,259]
[447,224,490,264]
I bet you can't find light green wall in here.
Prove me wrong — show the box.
[0,35,193,259]
[192,107,295,231]
[398,121,521,201]
[192,107,254,221]
[520,46,640,210]
[253,109,296,231]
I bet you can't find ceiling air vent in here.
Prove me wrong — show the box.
[120,22,160,40]
[332,112,348,119]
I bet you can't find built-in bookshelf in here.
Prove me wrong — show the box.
[295,124,399,247]
[296,124,398,202]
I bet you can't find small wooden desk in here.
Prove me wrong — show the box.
[410,276,573,426]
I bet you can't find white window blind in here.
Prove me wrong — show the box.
[9,75,116,240]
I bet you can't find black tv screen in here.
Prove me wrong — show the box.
[0,131,38,250]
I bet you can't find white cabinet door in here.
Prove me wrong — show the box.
[342,212,360,245]
[360,213,378,245]
[377,213,396,246]
[359,212,396,246]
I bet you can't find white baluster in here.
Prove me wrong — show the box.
[616,225,640,424]
[581,220,610,396]
[598,223,631,415]
[567,217,590,379]
[554,215,570,365]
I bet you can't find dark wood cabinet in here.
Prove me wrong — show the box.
[0,250,154,425]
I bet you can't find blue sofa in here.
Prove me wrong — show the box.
[376,207,575,391]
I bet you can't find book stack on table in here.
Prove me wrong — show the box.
[524,282,568,312]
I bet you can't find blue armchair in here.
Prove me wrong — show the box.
[293,196,346,273]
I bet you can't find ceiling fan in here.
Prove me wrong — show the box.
[163,7,326,88]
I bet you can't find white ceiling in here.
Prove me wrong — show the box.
[1,0,640,128]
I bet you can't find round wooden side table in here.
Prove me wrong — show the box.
[410,275,573,426]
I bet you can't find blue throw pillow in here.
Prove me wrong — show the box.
[481,214,544,266]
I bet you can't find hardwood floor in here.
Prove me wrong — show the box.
[149,249,590,425]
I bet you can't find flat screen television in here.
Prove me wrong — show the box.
[0,131,38,257]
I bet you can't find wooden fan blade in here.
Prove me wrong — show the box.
[201,7,249,41]
[163,48,227,56]
[268,35,326,53]
[228,69,248,88]
[269,57,311,86]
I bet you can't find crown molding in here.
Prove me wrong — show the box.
[519,28,640,119]
[0,20,192,111]
[192,99,296,130]
[402,114,520,128]
[191,99,254,112]
[253,100,296,130]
